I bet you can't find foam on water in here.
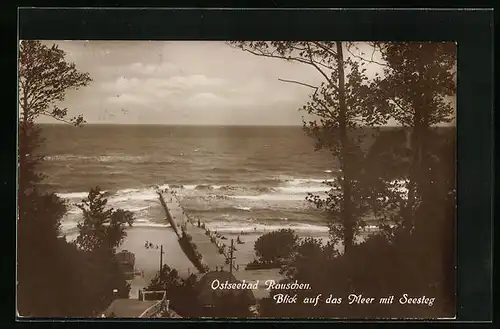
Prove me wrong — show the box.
[56,191,89,199]
[205,221,330,234]
[55,176,344,236]
[46,154,147,163]
[230,194,308,201]
[234,205,252,211]
[277,185,331,194]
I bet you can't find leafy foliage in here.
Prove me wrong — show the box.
[368,42,456,232]
[18,40,91,192]
[230,42,394,253]
[231,41,456,318]
[253,229,298,264]
[258,128,455,319]
[19,40,92,126]
[17,41,132,317]
[146,265,202,317]
[75,187,134,252]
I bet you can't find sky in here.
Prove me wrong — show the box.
[34,41,455,126]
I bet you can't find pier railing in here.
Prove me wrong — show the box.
[139,290,168,318]
[158,189,240,273]
[157,191,207,273]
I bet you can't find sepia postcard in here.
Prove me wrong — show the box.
[17,40,457,319]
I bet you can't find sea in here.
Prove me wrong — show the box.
[38,124,382,237]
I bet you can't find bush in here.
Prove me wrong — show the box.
[18,231,130,317]
[254,229,299,265]
[75,187,134,252]
[260,228,454,319]
[146,265,202,317]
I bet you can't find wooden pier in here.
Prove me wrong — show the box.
[158,190,237,273]
[157,188,285,300]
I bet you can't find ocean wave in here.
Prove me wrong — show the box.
[56,191,89,199]
[60,220,172,239]
[202,221,383,235]
[194,184,214,191]
[109,190,157,203]
[141,159,177,165]
[46,154,147,163]
[185,206,256,214]
[277,185,331,194]
[158,183,277,194]
[54,176,344,236]
[210,167,257,174]
[230,194,309,201]
[56,177,336,208]
[205,221,329,234]
[124,206,150,212]
[234,206,252,211]
[252,178,284,185]
[216,185,276,194]
[287,178,334,185]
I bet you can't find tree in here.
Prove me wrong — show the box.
[145,265,202,317]
[75,187,134,253]
[358,44,456,310]
[18,40,91,192]
[230,42,386,253]
[241,42,456,319]
[353,42,456,232]
[17,41,134,317]
[258,43,456,319]
[17,40,93,317]
[253,229,298,264]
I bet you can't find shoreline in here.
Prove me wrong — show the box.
[63,223,375,302]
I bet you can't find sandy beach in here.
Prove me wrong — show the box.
[64,211,368,301]
[118,226,290,300]
[64,190,365,302]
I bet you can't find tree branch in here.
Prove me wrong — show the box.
[277,78,335,120]
[346,44,390,68]
[39,110,75,124]
[277,78,318,91]
[305,43,339,92]
[311,41,338,58]
[237,43,339,92]
[237,47,311,66]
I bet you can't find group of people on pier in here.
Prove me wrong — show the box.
[161,187,247,271]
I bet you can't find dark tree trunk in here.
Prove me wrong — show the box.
[335,42,354,254]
